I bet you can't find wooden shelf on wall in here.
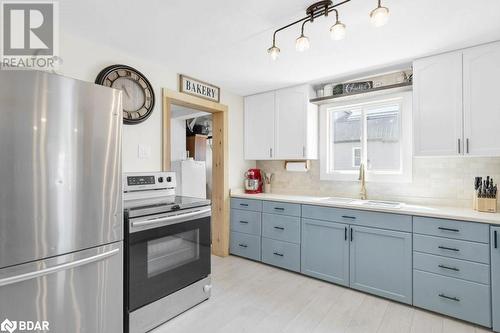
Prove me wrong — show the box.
[310,82,413,104]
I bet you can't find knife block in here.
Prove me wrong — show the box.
[473,193,498,213]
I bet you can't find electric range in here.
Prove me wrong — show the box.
[123,172,212,333]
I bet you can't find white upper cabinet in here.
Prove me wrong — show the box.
[413,51,463,156]
[463,41,500,156]
[244,91,275,160]
[413,41,500,157]
[275,85,318,160]
[244,85,318,160]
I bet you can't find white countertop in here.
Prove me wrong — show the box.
[230,189,500,225]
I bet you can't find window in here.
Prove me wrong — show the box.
[320,92,412,182]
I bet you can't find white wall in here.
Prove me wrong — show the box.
[58,32,254,189]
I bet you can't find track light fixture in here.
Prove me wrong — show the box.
[267,0,391,59]
[370,0,390,27]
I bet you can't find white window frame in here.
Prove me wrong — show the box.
[320,91,413,183]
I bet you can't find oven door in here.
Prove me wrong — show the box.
[127,206,211,311]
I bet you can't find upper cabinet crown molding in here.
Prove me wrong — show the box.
[413,40,500,157]
[244,85,318,161]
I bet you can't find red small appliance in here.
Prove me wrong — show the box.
[244,168,263,194]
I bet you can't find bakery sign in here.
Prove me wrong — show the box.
[179,74,220,102]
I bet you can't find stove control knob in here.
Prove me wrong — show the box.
[158,177,164,183]
[166,176,172,182]
[203,284,212,293]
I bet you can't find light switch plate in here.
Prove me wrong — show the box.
[138,144,151,160]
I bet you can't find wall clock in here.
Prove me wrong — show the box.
[95,64,155,124]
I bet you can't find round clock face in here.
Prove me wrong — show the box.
[95,65,155,124]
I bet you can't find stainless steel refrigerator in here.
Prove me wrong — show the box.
[0,71,123,333]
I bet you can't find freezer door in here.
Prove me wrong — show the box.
[0,71,123,268]
[0,242,123,333]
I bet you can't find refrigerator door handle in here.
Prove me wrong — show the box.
[0,248,119,287]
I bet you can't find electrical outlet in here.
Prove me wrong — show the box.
[138,144,151,160]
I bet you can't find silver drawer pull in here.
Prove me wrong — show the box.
[273,252,284,257]
[438,246,460,252]
[239,203,249,207]
[438,264,460,272]
[238,244,248,248]
[274,226,285,230]
[342,215,356,219]
[239,220,249,224]
[438,227,460,232]
[439,293,460,302]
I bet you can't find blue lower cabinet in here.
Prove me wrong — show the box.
[261,237,300,272]
[349,225,412,304]
[492,227,500,332]
[230,231,261,261]
[414,270,491,327]
[301,219,349,286]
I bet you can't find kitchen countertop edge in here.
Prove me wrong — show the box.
[230,190,500,225]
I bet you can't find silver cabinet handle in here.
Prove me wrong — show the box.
[466,138,470,154]
[270,148,273,158]
[0,248,119,287]
[438,264,460,272]
[458,138,461,154]
[132,207,211,228]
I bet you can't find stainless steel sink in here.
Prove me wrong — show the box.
[359,200,403,209]
[319,197,355,204]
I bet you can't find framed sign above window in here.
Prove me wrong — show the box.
[320,91,413,183]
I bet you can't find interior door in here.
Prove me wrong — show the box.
[0,242,123,333]
[244,92,275,160]
[492,227,500,332]
[349,225,412,304]
[413,52,463,156]
[463,41,500,156]
[301,219,349,286]
[275,87,307,159]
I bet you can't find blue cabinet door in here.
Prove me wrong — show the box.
[301,219,349,286]
[492,227,500,332]
[349,225,412,304]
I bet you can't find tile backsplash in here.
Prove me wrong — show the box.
[257,157,500,209]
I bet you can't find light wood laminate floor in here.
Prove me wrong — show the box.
[153,255,493,333]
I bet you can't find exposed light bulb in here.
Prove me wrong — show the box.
[295,34,310,52]
[330,21,346,40]
[267,45,280,60]
[370,2,389,27]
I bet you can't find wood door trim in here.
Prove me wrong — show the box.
[162,88,230,257]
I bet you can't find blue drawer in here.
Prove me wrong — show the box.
[262,213,300,244]
[263,201,301,217]
[301,205,412,232]
[414,216,489,243]
[231,198,262,212]
[413,270,491,327]
[413,234,490,264]
[231,209,261,236]
[413,252,490,285]
[230,231,261,261]
[261,237,300,272]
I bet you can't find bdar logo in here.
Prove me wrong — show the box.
[0,319,17,333]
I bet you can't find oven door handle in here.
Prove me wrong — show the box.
[131,207,212,229]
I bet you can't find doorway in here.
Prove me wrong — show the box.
[162,89,229,257]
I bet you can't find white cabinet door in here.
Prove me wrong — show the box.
[244,92,275,160]
[463,41,500,156]
[413,52,463,156]
[275,87,307,159]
